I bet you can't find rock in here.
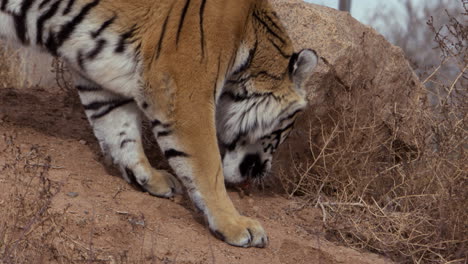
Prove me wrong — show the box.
[66,192,79,198]
[79,140,87,145]
[271,0,425,173]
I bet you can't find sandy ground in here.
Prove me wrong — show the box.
[0,86,394,263]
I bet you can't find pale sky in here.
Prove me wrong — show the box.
[303,0,435,37]
[304,0,370,23]
[304,0,403,24]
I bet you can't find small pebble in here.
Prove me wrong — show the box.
[129,218,145,227]
[79,140,87,145]
[67,192,79,198]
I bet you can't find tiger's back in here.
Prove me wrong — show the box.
[0,0,317,248]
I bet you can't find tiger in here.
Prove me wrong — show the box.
[0,0,317,247]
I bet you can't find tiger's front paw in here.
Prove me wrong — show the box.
[210,215,268,248]
[143,169,182,198]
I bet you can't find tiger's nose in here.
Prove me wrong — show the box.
[239,154,265,179]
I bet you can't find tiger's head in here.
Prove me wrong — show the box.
[216,48,318,184]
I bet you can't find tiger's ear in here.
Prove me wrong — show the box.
[289,49,318,88]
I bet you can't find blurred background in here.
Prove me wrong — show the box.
[306,0,466,106]
[306,0,464,74]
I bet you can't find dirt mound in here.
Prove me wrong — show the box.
[271,0,425,170]
[0,0,430,263]
[0,87,394,263]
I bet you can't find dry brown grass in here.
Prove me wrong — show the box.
[279,4,467,264]
[0,135,139,264]
[0,135,67,263]
[0,46,22,89]
[0,44,66,91]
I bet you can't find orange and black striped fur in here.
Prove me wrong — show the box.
[0,0,317,247]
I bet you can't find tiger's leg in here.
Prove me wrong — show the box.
[73,74,181,197]
[138,77,267,248]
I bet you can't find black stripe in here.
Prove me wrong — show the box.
[39,0,52,8]
[269,39,290,59]
[213,53,221,101]
[115,25,137,53]
[1,0,9,11]
[271,11,279,19]
[157,131,172,137]
[234,70,282,84]
[199,0,206,59]
[77,50,85,69]
[36,0,61,45]
[120,139,136,148]
[260,11,282,32]
[180,176,193,183]
[279,109,302,123]
[243,94,269,116]
[176,0,191,46]
[13,0,36,44]
[151,119,162,128]
[76,84,101,92]
[62,0,75,15]
[211,230,226,242]
[227,71,282,88]
[90,99,133,119]
[46,0,100,55]
[58,0,99,43]
[276,101,297,121]
[252,12,285,44]
[263,143,272,153]
[134,41,142,58]
[193,200,205,212]
[223,133,244,151]
[152,120,172,130]
[91,15,116,38]
[154,4,172,61]
[125,167,145,191]
[83,98,131,110]
[87,38,107,59]
[232,39,257,75]
[164,149,189,159]
[221,91,245,102]
[288,52,299,77]
[271,122,295,139]
[221,90,276,103]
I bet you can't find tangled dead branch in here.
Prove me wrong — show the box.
[279,3,467,263]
